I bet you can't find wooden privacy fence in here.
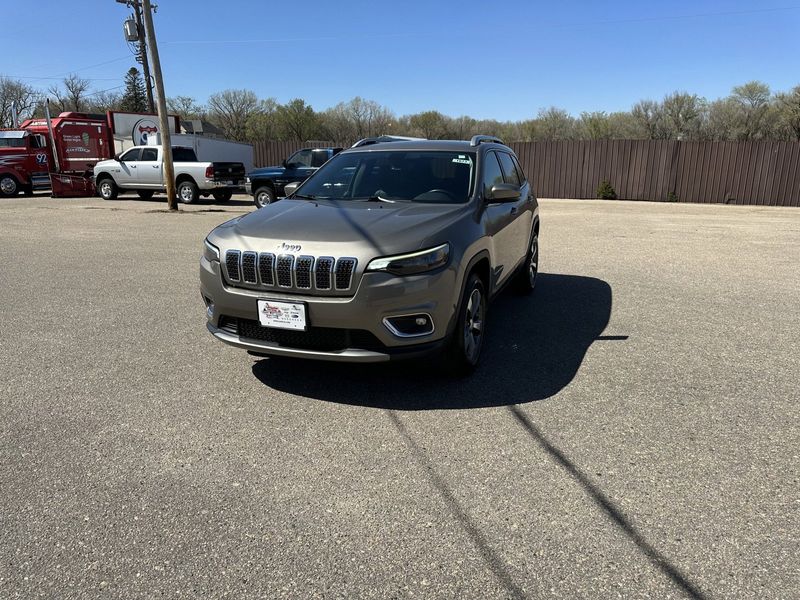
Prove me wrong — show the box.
[509,140,800,206]
[253,139,800,207]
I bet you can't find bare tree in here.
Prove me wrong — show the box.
[631,100,668,139]
[661,92,707,140]
[167,95,205,120]
[207,89,259,141]
[536,107,576,140]
[0,77,40,127]
[48,74,91,112]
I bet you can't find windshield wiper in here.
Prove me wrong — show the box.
[292,193,317,200]
[364,195,396,203]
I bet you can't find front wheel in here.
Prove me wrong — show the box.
[177,180,199,204]
[253,186,276,208]
[0,175,19,197]
[97,178,118,200]
[513,231,539,294]
[212,190,232,202]
[443,273,487,375]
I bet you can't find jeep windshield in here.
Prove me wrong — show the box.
[294,150,476,204]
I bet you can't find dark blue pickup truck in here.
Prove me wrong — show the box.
[245,147,343,208]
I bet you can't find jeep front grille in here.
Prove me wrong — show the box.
[223,250,358,294]
[241,252,257,284]
[225,250,241,282]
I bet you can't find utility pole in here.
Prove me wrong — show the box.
[132,0,155,113]
[141,0,177,210]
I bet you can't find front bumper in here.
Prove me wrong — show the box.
[200,256,457,363]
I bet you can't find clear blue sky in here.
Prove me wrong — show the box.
[3,0,799,121]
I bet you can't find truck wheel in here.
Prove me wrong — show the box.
[97,178,118,200]
[177,180,199,204]
[254,186,275,208]
[0,175,19,197]
[442,272,486,376]
[212,190,232,202]
[137,190,155,200]
[513,230,539,294]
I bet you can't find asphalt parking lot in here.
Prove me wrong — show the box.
[1,193,798,599]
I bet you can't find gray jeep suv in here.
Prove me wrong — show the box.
[200,136,539,373]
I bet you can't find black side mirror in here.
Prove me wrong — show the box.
[487,183,521,202]
[113,153,121,161]
[282,159,288,168]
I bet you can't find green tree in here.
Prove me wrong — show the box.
[277,98,319,142]
[409,110,451,139]
[776,85,800,140]
[120,67,147,113]
[579,111,612,139]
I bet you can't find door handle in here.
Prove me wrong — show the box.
[131,165,137,168]
[510,206,518,215]
[152,165,159,168]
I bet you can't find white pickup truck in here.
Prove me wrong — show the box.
[93,145,246,204]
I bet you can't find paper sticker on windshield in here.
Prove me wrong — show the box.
[452,158,472,164]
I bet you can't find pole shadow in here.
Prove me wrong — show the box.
[251,273,614,409]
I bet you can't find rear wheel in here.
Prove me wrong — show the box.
[177,180,199,204]
[0,175,19,197]
[513,230,539,294]
[254,186,275,208]
[97,178,118,200]
[443,273,487,375]
[137,190,154,200]
[212,190,233,202]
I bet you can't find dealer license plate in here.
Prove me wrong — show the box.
[257,300,307,331]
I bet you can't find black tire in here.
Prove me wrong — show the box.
[177,180,199,204]
[212,190,233,202]
[97,178,118,200]
[442,273,487,376]
[254,186,276,208]
[137,190,155,200]
[513,230,539,294]
[0,175,20,197]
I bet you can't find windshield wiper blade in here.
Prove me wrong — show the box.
[365,195,395,203]
[292,193,317,200]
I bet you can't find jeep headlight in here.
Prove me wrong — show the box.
[366,243,450,276]
[203,238,220,262]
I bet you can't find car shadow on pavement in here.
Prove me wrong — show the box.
[252,273,615,409]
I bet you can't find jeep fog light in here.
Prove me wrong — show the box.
[383,313,435,337]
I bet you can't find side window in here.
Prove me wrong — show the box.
[140,148,158,162]
[287,150,312,168]
[120,148,140,162]
[481,152,505,197]
[497,152,521,186]
[511,155,526,184]
[311,151,329,168]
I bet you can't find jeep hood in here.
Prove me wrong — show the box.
[210,199,466,257]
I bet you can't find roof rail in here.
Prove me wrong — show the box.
[351,135,426,148]
[470,135,505,147]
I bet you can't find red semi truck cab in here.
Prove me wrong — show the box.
[0,112,115,198]
[0,130,52,197]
